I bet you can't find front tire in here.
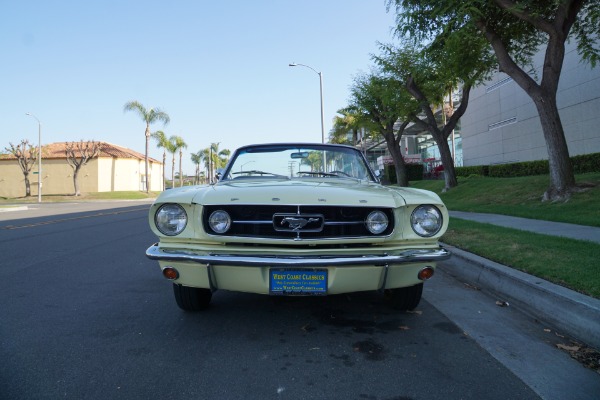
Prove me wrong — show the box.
[173,284,212,311]
[385,283,423,311]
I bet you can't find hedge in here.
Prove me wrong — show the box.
[384,163,424,183]
[455,152,600,178]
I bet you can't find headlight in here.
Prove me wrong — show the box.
[411,205,443,237]
[155,204,187,236]
[365,210,389,234]
[209,210,232,234]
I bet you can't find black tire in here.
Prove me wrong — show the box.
[173,284,212,311]
[385,283,423,311]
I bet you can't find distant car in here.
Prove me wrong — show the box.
[146,143,450,311]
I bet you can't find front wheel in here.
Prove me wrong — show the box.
[385,283,423,311]
[173,284,212,311]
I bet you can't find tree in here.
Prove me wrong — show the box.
[330,108,363,145]
[348,71,419,186]
[173,136,187,187]
[5,140,38,197]
[151,130,170,190]
[190,151,204,185]
[204,143,230,183]
[374,39,493,191]
[165,136,179,188]
[123,101,170,193]
[388,0,600,201]
[65,140,101,196]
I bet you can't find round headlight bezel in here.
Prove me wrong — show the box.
[365,210,389,235]
[411,205,443,237]
[208,210,232,234]
[155,204,188,236]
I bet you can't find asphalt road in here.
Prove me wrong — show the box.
[0,202,597,399]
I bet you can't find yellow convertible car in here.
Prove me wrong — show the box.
[146,143,450,311]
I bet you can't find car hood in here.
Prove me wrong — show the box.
[156,179,443,208]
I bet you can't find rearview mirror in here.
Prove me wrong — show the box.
[290,151,309,159]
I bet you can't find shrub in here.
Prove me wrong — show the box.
[456,152,600,178]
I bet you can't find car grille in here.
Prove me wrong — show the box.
[202,205,394,239]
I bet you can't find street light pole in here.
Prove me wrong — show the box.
[26,113,42,203]
[289,63,325,144]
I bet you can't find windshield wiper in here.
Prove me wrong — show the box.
[297,171,346,178]
[232,170,288,178]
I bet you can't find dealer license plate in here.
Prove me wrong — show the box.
[269,269,327,296]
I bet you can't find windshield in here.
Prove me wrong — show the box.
[221,144,375,182]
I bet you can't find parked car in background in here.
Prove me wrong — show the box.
[146,143,450,311]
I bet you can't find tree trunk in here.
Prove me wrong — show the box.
[532,92,576,201]
[162,151,166,191]
[144,124,151,193]
[384,134,408,186]
[171,155,176,188]
[73,167,81,196]
[438,138,457,191]
[24,173,31,197]
[179,150,183,187]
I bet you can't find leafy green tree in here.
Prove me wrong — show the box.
[374,38,493,191]
[388,0,600,201]
[151,130,170,190]
[348,71,419,186]
[123,101,170,192]
[5,140,38,197]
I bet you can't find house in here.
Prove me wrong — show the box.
[0,142,163,198]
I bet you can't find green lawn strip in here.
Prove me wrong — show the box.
[442,218,600,299]
[411,172,600,227]
[0,191,159,203]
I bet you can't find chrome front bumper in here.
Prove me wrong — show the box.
[146,243,451,267]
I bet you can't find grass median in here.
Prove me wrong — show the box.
[411,173,600,298]
[0,191,159,203]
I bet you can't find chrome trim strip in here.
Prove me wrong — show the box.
[379,264,390,292]
[146,243,450,267]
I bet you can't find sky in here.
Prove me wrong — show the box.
[1,0,398,176]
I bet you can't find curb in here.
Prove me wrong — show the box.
[440,244,600,350]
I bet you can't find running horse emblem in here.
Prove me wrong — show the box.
[281,217,320,231]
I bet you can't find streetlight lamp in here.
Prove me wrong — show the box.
[26,112,42,203]
[289,62,325,144]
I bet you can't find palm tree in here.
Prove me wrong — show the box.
[123,101,170,193]
[330,107,369,146]
[205,143,230,183]
[168,135,186,187]
[200,147,211,182]
[190,151,203,185]
[175,136,187,187]
[166,137,178,188]
[151,130,169,190]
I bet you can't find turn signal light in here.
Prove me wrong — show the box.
[418,267,435,281]
[162,267,179,280]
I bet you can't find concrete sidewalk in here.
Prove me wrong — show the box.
[446,211,600,350]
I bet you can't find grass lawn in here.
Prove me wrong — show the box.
[443,218,600,298]
[411,173,600,298]
[411,172,600,227]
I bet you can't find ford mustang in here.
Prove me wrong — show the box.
[146,143,450,311]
